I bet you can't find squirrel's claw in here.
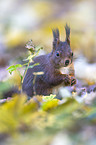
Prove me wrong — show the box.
[64,75,71,86]
[71,76,76,86]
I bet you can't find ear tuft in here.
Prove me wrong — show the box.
[52,28,60,42]
[65,24,70,45]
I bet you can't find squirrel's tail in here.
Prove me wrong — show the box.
[3,87,20,99]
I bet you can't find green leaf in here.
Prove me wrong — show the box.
[15,64,22,68]
[35,46,43,51]
[7,64,23,74]
[27,63,40,69]
[23,54,34,61]
[42,95,59,111]
[42,94,56,102]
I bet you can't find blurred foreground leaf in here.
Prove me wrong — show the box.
[0,92,96,145]
[0,94,38,133]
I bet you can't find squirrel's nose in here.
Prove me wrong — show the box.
[65,60,69,66]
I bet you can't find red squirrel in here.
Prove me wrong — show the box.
[22,24,76,96]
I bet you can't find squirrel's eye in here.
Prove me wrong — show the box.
[56,52,60,57]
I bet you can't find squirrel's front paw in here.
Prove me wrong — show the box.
[64,75,71,86]
[71,76,76,86]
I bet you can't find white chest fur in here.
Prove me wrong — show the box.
[59,67,69,74]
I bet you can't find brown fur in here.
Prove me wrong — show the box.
[22,24,76,96]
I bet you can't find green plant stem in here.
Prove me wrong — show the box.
[22,62,30,84]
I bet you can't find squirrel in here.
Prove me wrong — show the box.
[22,24,76,97]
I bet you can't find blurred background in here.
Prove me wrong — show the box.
[0,0,96,82]
[0,0,96,145]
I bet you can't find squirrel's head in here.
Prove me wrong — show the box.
[51,24,73,68]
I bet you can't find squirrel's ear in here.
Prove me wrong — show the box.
[65,24,70,46]
[52,28,60,44]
